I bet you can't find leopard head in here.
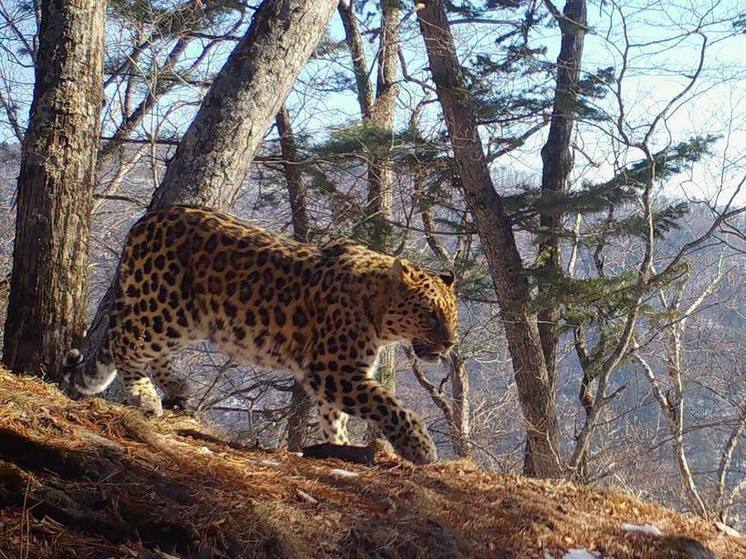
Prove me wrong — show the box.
[383,259,458,361]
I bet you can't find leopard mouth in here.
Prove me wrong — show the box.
[412,338,442,362]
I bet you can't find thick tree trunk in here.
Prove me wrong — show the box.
[366,0,400,391]
[536,0,587,420]
[276,104,313,451]
[149,0,338,210]
[2,0,105,380]
[337,0,373,119]
[365,0,399,260]
[533,0,587,475]
[417,0,563,477]
[79,0,338,367]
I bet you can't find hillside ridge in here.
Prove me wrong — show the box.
[0,369,743,559]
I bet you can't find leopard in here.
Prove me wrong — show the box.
[63,205,458,464]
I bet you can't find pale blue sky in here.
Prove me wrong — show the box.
[285,0,746,204]
[1,0,744,203]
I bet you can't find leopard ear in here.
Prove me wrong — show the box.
[439,270,455,286]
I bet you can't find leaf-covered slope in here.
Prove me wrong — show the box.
[0,369,742,559]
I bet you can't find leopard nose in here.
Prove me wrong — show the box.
[436,340,455,356]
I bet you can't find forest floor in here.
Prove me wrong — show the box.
[0,369,743,559]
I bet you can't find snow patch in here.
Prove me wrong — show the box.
[622,523,664,536]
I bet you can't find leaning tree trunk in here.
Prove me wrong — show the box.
[416,0,562,477]
[149,0,337,209]
[531,0,587,476]
[337,0,373,119]
[2,0,105,380]
[79,0,338,367]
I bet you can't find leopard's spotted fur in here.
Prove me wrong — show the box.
[65,206,457,464]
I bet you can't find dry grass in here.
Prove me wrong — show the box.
[0,369,743,559]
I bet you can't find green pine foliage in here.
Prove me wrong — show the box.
[108,0,239,35]
[574,66,615,121]
[734,12,746,31]
[505,135,717,234]
[524,133,720,369]
[317,122,398,159]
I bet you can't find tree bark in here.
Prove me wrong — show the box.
[148,0,337,210]
[537,0,587,392]
[2,0,105,379]
[416,0,563,477]
[276,104,313,451]
[79,0,338,367]
[366,0,400,391]
[337,0,373,119]
[534,0,587,474]
[276,104,310,244]
[365,0,399,260]
[449,350,471,458]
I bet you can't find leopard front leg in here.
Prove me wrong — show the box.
[120,365,163,417]
[150,356,192,410]
[316,401,350,444]
[306,368,437,464]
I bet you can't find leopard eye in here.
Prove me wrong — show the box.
[425,309,438,326]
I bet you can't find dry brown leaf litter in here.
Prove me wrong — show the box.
[0,369,743,559]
